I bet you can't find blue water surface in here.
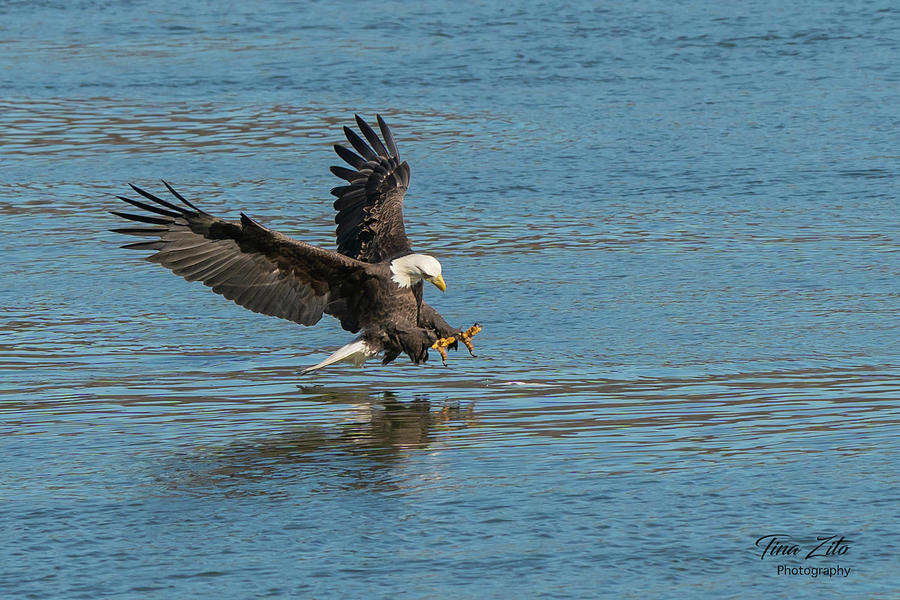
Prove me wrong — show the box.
[1,1,899,598]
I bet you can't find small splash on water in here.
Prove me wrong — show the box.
[496,380,558,387]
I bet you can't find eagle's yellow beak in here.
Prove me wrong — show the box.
[430,274,447,292]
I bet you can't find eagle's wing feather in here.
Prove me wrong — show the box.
[330,115,412,263]
[112,183,365,326]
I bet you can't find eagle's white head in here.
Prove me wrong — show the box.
[390,253,446,291]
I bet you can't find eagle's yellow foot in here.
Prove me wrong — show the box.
[458,323,482,357]
[431,335,457,366]
[430,323,482,366]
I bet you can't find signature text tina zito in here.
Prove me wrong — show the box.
[755,534,850,561]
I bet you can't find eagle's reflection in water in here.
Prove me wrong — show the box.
[161,392,477,497]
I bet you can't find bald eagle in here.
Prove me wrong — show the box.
[111,115,480,372]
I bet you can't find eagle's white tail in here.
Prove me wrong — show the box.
[301,338,379,374]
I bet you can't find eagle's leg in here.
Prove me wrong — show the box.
[457,323,482,357]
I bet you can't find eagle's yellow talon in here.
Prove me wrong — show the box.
[431,335,456,366]
[458,323,482,357]
[430,324,481,366]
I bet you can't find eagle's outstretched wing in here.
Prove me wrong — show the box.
[330,114,412,263]
[111,182,364,326]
